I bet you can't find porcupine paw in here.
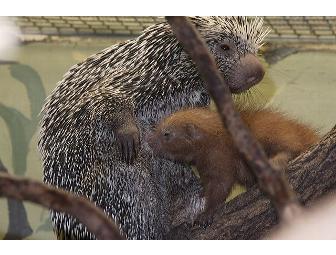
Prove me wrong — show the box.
[193,212,214,229]
[115,124,140,165]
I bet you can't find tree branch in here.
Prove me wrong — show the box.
[166,16,300,218]
[0,160,124,240]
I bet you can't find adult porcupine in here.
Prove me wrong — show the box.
[38,16,269,239]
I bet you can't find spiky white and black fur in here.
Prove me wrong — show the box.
[38,16,269,239]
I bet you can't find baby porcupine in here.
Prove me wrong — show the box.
[147,108,319,226]
[38,17,269,239]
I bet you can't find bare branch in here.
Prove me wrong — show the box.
[0,160,124,240]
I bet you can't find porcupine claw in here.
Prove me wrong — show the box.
[115,124,140,165]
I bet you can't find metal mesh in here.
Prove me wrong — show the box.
[5,16,336,42]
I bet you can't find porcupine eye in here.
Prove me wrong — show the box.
[221,43,230,51]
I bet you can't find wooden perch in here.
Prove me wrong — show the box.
[0,160,124,240]
[169,126,336,239]
[166,16,300,217]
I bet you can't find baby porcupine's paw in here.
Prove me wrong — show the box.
[115,123,140,165]
[193,212,214,229]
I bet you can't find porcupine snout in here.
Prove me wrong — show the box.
[242,53,265,86]
[228,53,265,93]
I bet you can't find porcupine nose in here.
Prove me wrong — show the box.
[242,53,265,87]
[228,53,265,93]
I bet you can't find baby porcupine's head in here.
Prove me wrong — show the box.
[189,16,270,93]
[147,108,222,163]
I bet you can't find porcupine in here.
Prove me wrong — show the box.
[147,108,319,226]
[38,17,269,239]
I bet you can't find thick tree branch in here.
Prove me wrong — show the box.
[166,16,300,217]
[169,126,336,239]
[0,160,124,240]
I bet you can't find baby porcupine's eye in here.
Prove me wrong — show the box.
[163,131,171,141]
